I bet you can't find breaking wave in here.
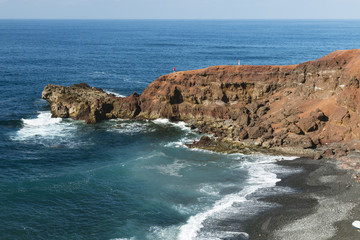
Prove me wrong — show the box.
[11,111,84,148]
[176,155,298,240]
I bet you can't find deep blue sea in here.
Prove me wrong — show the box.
[1,20,359,240]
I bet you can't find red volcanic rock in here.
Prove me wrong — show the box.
[323,149,335,159]
[288,124,303,135]
[310,109,327,122]
[42,49,360,155]
[330,107,350,125]
[283,133,314,149]
[298,118,317,133]
[248,126,268,139]
[111,93,141,119]
[335,149,347,158]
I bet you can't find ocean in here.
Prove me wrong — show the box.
[0,20,359,240]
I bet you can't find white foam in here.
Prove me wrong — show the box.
[164,137,197,149]
[199,184,220,196]
[148,225,180,240]
[104,90,126,98]
[22,111,61,127]
[146,159,189,177]
[108,122,155,135]
[152,119,192,132]
[172,203,201,215]
[12,111,83,148]
[152,118,171,125]
[135,151,167,161]
[178,192,246,239]
[149,161,184,177]
[14,112,72,140]
[272,156,299,161]
[177,155,283,240]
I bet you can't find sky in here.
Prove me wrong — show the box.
[0,0,359,19]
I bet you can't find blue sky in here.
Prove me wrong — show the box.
[0,0,359,19]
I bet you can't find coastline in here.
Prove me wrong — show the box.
[245,157,360,240]
[38,49,360,239]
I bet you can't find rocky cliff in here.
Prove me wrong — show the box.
[42,49,360,162]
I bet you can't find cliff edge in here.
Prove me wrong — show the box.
[42,49,360,168]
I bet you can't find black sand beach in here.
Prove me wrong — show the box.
[245,158,360,240]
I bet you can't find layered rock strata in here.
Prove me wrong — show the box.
[42,49,360,162]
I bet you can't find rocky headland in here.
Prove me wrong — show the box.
[42,49,360,175]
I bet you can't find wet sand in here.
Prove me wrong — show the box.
[245,158,360,240]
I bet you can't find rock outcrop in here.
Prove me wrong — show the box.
[42,49,360,159]
[42,83,141,123]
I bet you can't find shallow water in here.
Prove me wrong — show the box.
[0,20,359,239]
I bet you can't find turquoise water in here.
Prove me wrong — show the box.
[1,20,359,239]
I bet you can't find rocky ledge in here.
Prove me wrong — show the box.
[42,49,360,170]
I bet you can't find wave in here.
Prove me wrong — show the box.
[11,111,84,148]
[104,89,126,98]
[199,184,220,197]
[14,112,64,140]
[107,118,194,138]
[148,225,181,240]
[22,111,61,127]
[152,119,192,132]
[176,155,297,240]
[107,121,155,135]
[164,136,197,149]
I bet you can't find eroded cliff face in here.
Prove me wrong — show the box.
[42,83,141,123]
[42,49,360,160]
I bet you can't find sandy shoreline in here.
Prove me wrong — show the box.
[245,158,360,240]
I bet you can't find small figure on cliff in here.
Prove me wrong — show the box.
[238,59,241,66]
[173,67,176,72]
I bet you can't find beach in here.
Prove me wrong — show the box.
[245,157,360,240]
[2,20,360,239]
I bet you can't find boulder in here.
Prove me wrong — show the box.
[248,126,267,139]
[310,109,328,122]
[288,124,303,134]
[283,133,314,149]
[298,118,317,133]
[234,128,248,140]
[323,149,335,159]
[335,149,347,158]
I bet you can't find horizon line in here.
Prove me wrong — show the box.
[1,18,360,21]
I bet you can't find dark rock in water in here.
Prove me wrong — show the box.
[188,136,213,148]
[42,49,360,157]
